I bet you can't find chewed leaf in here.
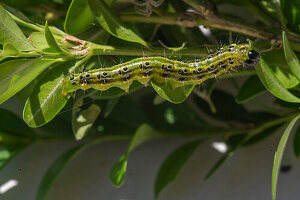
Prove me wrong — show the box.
[72,103,101,140]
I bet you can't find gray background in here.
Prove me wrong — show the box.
[0,129,299,200]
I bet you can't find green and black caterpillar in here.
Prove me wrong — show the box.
[62,43,260,94]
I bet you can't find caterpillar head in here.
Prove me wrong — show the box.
[244,49,260,67]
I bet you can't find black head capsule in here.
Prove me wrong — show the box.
[123,67,128,71]
[79,75,83,80]
[103,72,108,76]
[139,64,143,69]
[244,50,260,67]
[145,62,150,66]
[85,73,90,78]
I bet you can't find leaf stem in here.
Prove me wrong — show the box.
[89,43,211,57]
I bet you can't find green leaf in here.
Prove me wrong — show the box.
[88,0,150,48]
[0,59,60,104]
[204,148,235,180]
[236,75,266,103]
[110,124,161,187]
[154,140,203,199]
[262,50,299,89]
[29,32,53,51]
[205,120,285,180]
[0,5,35,51]
[2,43,20,56]
[90,80,143,100]
[272,113,300,200]
[0,0,46,8]
[0,144,28,170]
[0,131,30,146]
[255,59,300,103]
[103,98,119,118]
[280,0,300,33]
[293,125,300,158]
[45,21,70,56]
[72,101,101,140]
[282,31,300,82]
[152,80,194,104]
[64,0,95,34]
[29,32,74,53]
[36,144,85,200]
[23,61,76,127]
[0,108,35,137]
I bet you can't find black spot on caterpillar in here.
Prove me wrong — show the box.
[62,44,259,94]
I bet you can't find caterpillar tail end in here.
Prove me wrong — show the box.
[61,76,75,96]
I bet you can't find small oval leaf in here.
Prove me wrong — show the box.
[151,80,194,104]
[88,0,150,47]
[23,60,77,127]
[64,0,95,34]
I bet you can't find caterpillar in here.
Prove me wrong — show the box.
[62,43,260,94]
